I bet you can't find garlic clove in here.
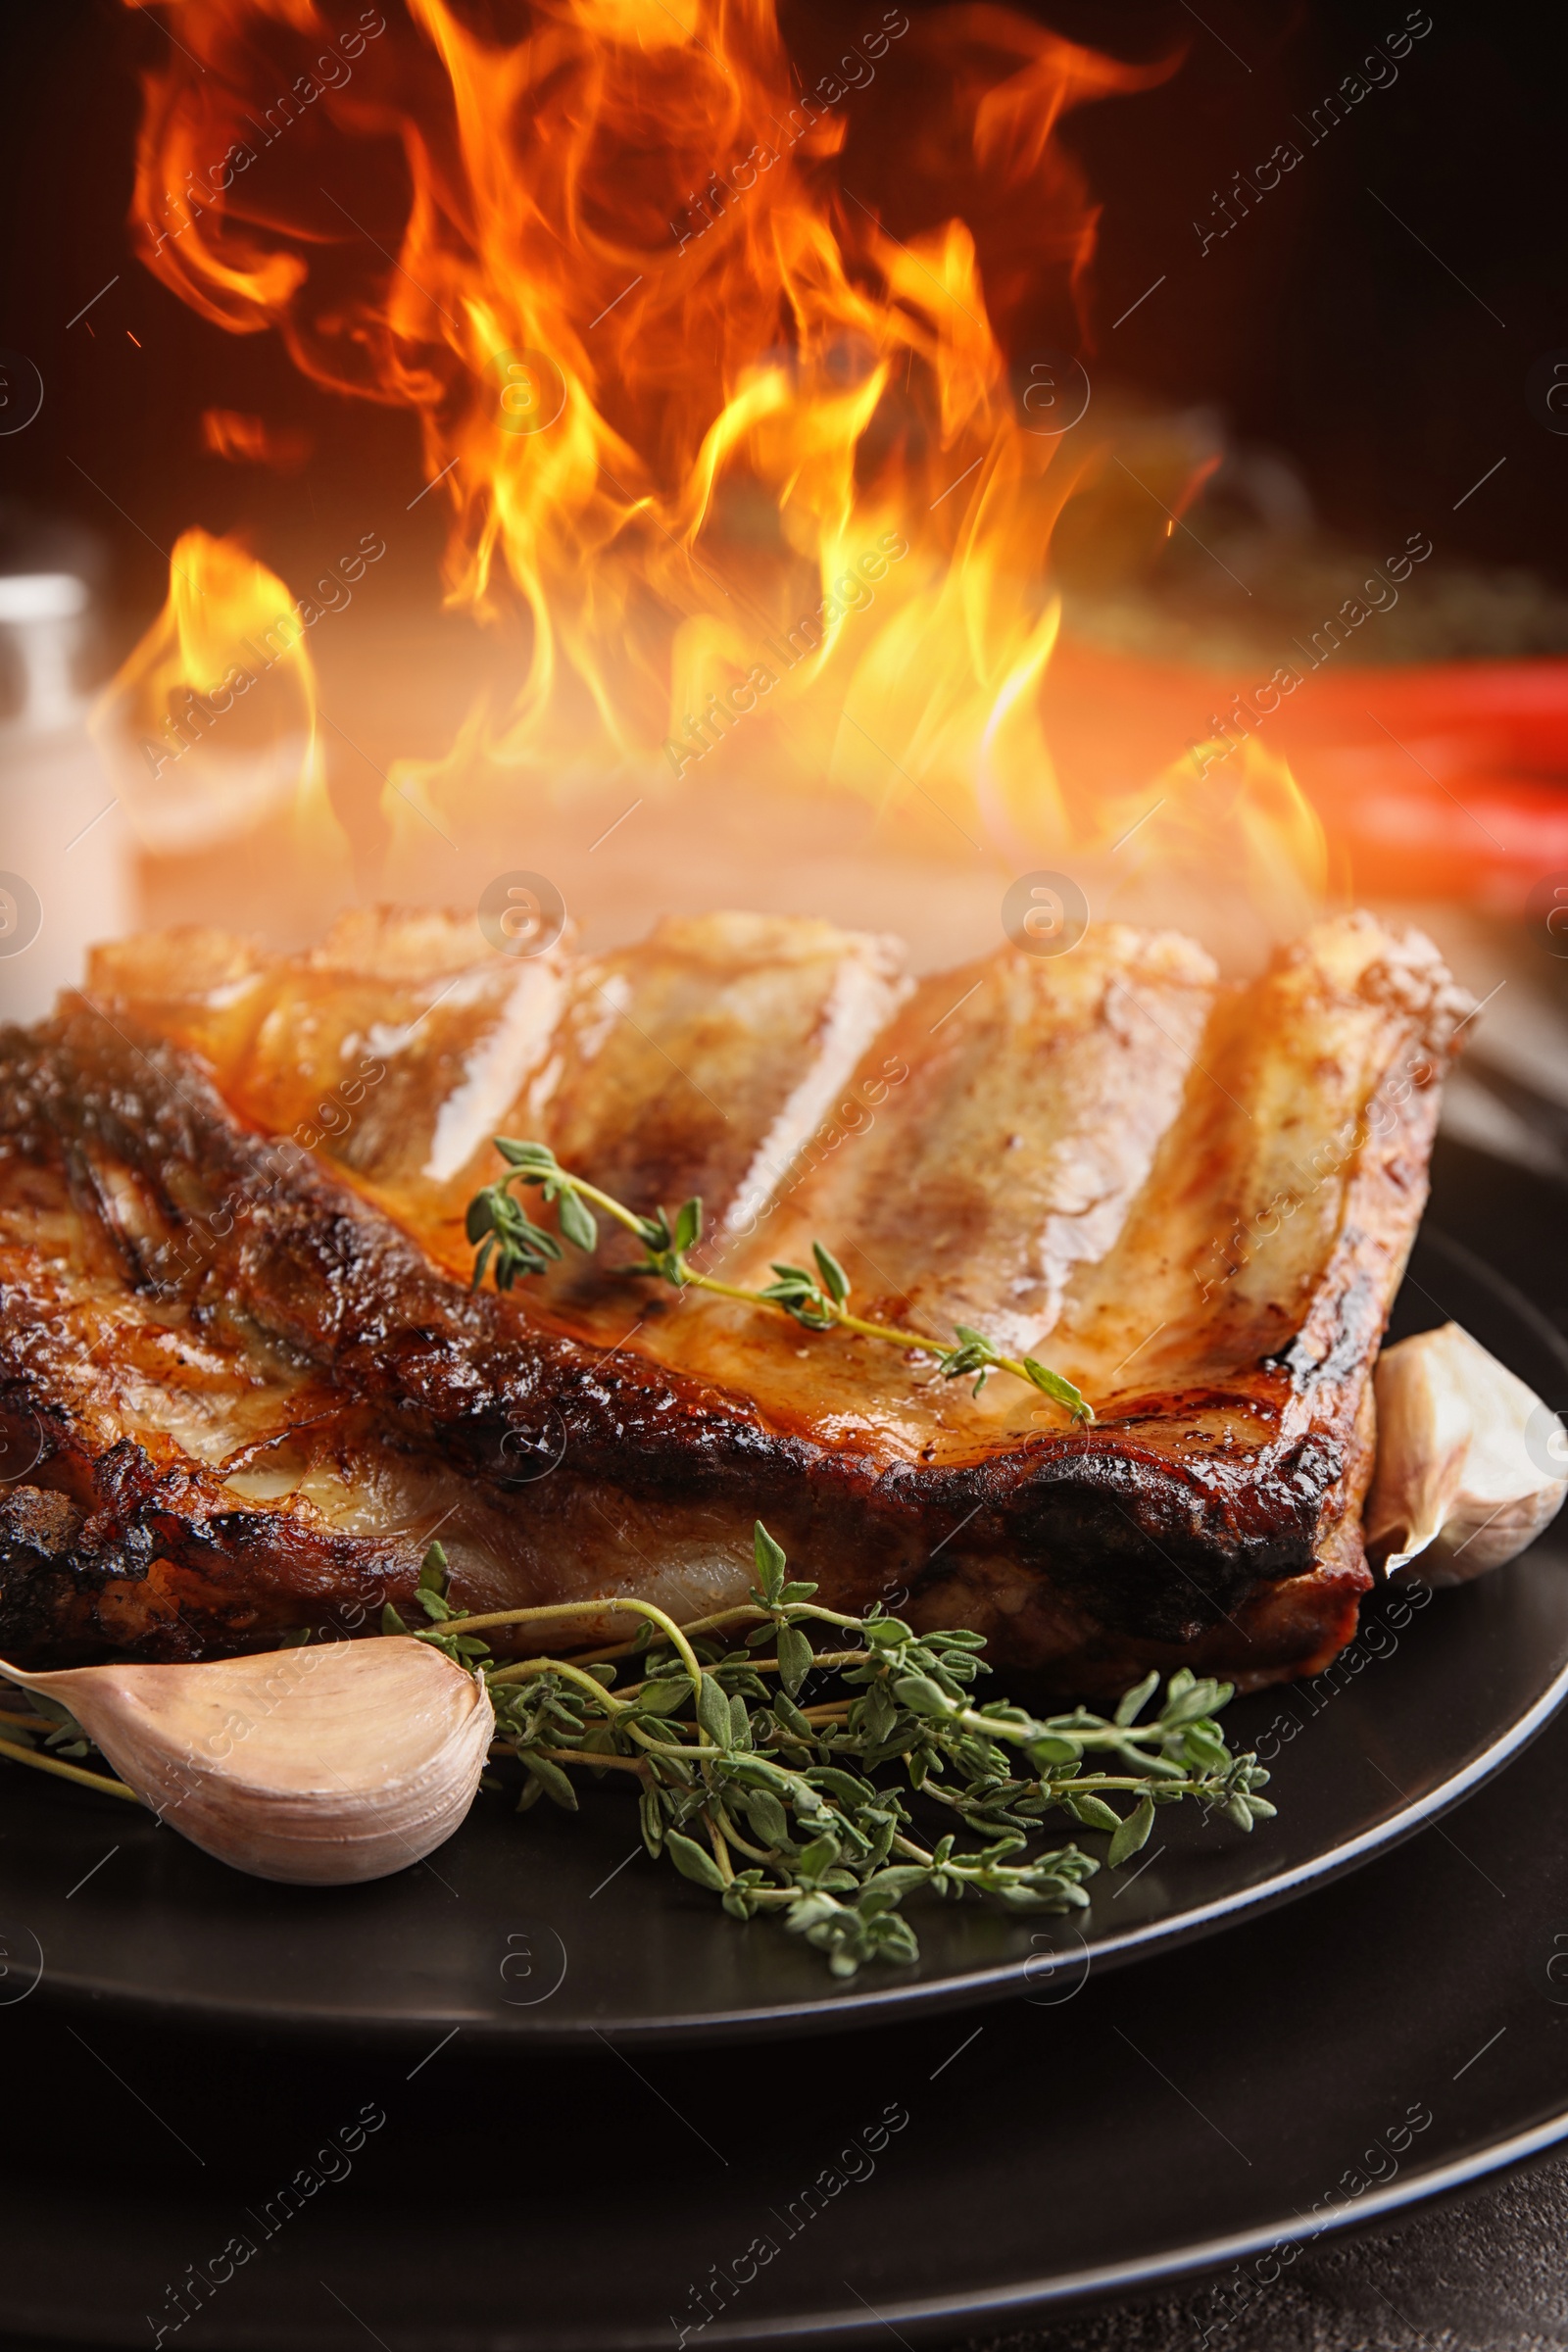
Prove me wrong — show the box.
[1365,1321,1567,1586]
[0,1640,494,1885]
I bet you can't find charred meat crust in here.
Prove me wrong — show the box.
[1,935,1447,1684]
[0,1444,413,1662]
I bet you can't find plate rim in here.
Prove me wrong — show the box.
[11,1732,1568,2352]
[24,1627,1568,2046]
[681,2104,1568,2346]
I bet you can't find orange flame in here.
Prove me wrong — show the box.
[200,407,313,469]
[90,526,349,878]
[125,0,1182,867]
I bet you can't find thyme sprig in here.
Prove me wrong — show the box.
[400,1526,1274,1979]
[465,1139,1093,1421]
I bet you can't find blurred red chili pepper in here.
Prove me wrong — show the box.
[1043,642,1568,905]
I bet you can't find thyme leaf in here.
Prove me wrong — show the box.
[467,1140,1094,1423]
[410,1524,1275,1979]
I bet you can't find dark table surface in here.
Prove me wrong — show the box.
[957,2153,1568,2351]
[7,1825,1566,2352]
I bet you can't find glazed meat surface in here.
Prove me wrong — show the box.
[0,907,1468,1693]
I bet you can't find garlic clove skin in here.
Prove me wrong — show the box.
[1365,1321,1567,1586]
[0,1640,494,1885]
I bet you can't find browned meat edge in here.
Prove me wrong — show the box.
[0,999,1438,1692]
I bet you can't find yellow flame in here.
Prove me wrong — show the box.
[90,528,348,875]
[1103,733,1334,947]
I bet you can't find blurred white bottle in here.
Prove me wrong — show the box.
[0,571,133,1024]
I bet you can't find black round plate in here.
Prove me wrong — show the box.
[5,1197,1568,2046]
[4,1550,1568,2350]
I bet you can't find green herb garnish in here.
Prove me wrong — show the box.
[465,1139,1093,1420]
[408,1526,1274,1979]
